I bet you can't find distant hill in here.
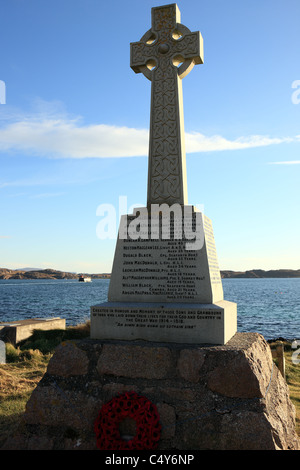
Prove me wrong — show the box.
[221,269,300,279]
[19,267,43,272]
[0,268,110,280]
[0,267,299,280]
[0,268,78,280]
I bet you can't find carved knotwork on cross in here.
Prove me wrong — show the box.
[130,3,203,206]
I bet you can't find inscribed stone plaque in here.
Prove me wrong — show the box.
[108,207,223,304]
[91,301,237,345]
[0,340,6,364]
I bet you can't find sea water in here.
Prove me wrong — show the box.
[0,278,299,340]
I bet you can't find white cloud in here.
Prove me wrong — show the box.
[185,132,294,153]
[29,192,66,199]
[0,105,298,159]
[0,117,149,158]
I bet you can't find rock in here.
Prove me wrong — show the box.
[96,344,173,379]
[2,333,299,450]
[177,349,206,383]
[47,341,89,377]
[206,333,273,398]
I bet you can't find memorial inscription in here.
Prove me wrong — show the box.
[91,302,232,344]
[108,209,223,303]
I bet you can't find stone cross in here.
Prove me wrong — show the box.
[130,3,203,206]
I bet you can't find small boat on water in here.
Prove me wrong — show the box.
[78,276,92,282]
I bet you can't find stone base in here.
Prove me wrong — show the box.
[91,300,237,345]
[3,333,299,450]
[0,318,66,346]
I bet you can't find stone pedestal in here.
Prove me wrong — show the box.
[3,333,299,450]
[91,207,237,346]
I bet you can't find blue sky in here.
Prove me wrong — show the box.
[1,0,300,273]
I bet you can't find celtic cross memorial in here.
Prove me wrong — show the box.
[130,3,203,206]
[91,4,237,345]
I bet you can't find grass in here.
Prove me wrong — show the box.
[268,340,300,437]
[0,329,299,448]
[18,320,90,354]
[0,322,90,447]
[281,343,300,436]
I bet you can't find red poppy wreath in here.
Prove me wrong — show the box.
[94,391,161,450]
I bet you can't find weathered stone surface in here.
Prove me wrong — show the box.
[2,334,299,450]
[27,436,54,451]
[177,349,206,383]
[96,344,173,379]
[179,410,278,450]
[206,333,273,398]
[2,433,55,451]
[143,385,196,403]
[157,403,176,439]
[24,385,99,430]
[102,382,138,402]
[47,341,89,377]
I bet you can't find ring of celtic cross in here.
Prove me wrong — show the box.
[130,3,203,83]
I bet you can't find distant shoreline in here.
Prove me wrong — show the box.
[0,268,110,280]
[221,269,300,279]
[1,267,300,280]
